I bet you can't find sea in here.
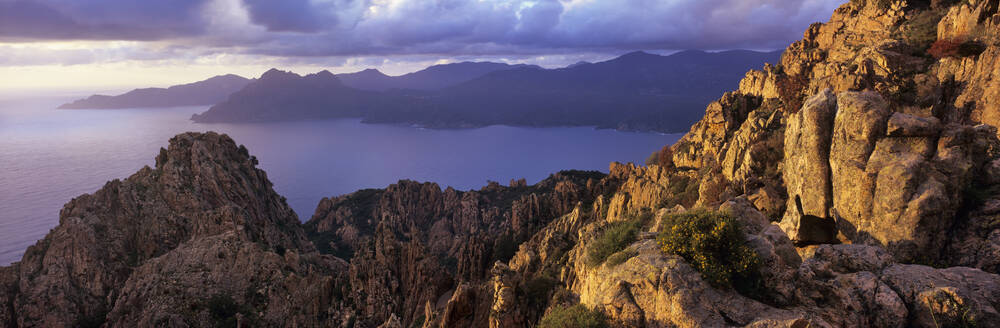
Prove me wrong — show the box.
[0,92,683,265]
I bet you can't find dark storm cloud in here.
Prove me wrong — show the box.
[241,0,335,33]
[0,0,209,40]
[0,0,848,63]
[235,0,846,57]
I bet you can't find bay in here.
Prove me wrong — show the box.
[0,94,682,265]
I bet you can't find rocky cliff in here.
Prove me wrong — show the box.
[4,0,1000,327]
[0,132,351,327]
[302,171,617,327]
[672,0,1000,267]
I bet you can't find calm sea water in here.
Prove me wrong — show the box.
[0,94,683,265]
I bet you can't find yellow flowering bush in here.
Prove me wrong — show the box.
[656,211,762,295]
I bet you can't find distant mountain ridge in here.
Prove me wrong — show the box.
[194,50,782,133]
[190,69,387,122]
[59,74,252,109]
[336,62,538,91]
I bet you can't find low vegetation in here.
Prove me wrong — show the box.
[586,217,644,267]
[492,232,519,263]
[523,275,560,309]
[206,293,250,328]
[928,39,987,59]
[537,304,609,328]
[410,314,425,328]
[926,290,979,328]
[900,6,949,55]
[661,174,700,209]
[851,0,894,10]
[645,145,675,169]
[605,248,638,267]
[776,72,810,112]
[657,211,763,296]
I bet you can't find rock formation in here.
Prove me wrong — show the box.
[0,132,351,327]
[672,0,1000,266]
[303,172,613,327]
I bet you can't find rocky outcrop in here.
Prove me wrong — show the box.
[0,132,349,327]
[303,171,613,327]
[771,88,998,261]
[827,91,892,244]
[666,0,1000,266]
[506,194,1000,328]
[780,90,839,244]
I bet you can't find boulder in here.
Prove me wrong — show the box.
[881,265,1000,328]
[780,89,838,244]
[886,112,941,137]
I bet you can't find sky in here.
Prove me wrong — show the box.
[0,0,847,92]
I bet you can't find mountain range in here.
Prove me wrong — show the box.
[62,50,781,133]
[192,50,782,132]
[58,74,252,109]
[336,62,538,91]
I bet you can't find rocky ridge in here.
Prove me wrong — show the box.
[302,170,617,327]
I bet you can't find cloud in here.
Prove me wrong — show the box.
[0,0,848,66]
[231,0,846,57]
[0,0,210,41]
[240,0,335,32]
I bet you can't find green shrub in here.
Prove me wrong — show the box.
[523,275,560,308]
[74,308,108,328]
[661,175,700,208]
[206,294,241,328]
[586,219,642,267]
[605,248,638,267]
[439,256,459,274]
[852,0,894,10]
[411,314,425,328]
[901,8,948,54]
[656,211,763,296]
[537,304,608,328]
[492,232,519,263]
[957,40,987,57]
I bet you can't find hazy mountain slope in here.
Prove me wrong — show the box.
[335,69,397,91]
[58,74,251,109]
[336,62,530,91]
[190,69,389,123]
